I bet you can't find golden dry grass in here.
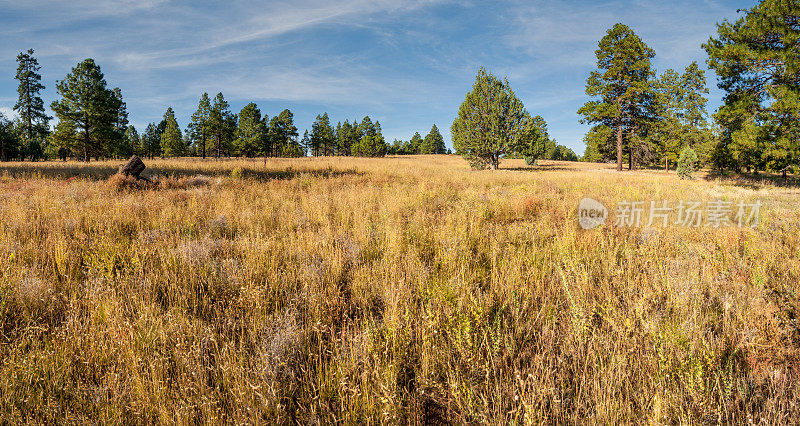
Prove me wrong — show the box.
[1,155,799,424]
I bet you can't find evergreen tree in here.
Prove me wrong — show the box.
[208,92,235,157]
[14,49,50,161]
[0,113,21,161]
[652,68,685,170]
[235,103,266,157]
[310,113,335,156]
[336,120,357,156]
[142,122,161,158]
[408,132,423,154]
[109,87,129,158]
[681,62,712,152]
[704,0,800,175]
[50,59,124,162]
[188,93,212,159]
[451,67,527,170]
[160,107,184,157]
[268,109,299,157]
[578,23,656,171]
[120,125,139,158]
[516,114,552,165]
[421,124,446,154]
[677,146,699,179]
[301,130,311,156]
[351,116,387,157]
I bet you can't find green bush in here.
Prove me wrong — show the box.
[677,146,698,179]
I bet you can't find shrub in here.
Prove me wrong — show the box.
[677,146,698,179]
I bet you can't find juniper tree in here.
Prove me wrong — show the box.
[516,114,552,165]
[14,49,50,161]
[50,59,124,162]
[578,23,656,171]
[451,67,526,170]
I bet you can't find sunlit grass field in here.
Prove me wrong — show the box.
[1,155,799,424]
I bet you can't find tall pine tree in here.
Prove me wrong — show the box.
[578,23,656,171]
[50,59,124,162]
[14,49,50,161]
[208,92,235,158]
[310,113,335,156]
[705,0,800,176]
[188,93,212,159]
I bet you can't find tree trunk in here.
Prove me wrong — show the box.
[629,147,633,171]
[616,125,623,172]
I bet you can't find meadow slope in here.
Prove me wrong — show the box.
[1,156,799,424]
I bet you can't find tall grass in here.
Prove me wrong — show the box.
[0,156,798,423]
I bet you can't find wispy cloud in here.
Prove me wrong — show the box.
[0,0,751,153]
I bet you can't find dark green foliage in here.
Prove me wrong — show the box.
[14,49,50,161]
[677,146,699,179]
[452,67,526,170]
[549,145,579,162]
[421,125,446,154]
[310,113,335,156]
[0,113,21,161]
[268,109,300,157]
[336,120,358,156]
[516,114,552,165]
[704,0,800,175]
[160,107,184,157]
[50,59,126,162]
[142,122,161,158]
[208,93,236,158]
[650,63,714,170]
[235,103,266,157]
[188,93,212,159]
[120,125,139,158]
[408,132,423,154]
[351,116,387,157]
[578,23,656,171]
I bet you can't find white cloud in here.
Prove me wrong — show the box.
[0,106,18,120]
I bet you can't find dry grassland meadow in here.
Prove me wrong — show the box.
[1,155,800,424]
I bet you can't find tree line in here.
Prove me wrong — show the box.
[1,54,405,161]
[452,0,800,175]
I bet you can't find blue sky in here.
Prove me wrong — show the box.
[0,0,752,155]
